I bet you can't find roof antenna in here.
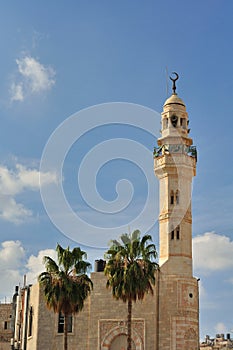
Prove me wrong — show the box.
[170,72,179,94]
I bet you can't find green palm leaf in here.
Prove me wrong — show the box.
[104,230,158,350]
[38,244,93,350]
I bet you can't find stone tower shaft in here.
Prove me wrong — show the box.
[154,90,197,276]
[154,76,199,350]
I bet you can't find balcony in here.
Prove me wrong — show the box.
[153,144,197,161]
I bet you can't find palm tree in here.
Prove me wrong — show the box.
[38,244,93,350]
[104,230,158,350]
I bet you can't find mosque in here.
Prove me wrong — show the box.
[10,74,199,349]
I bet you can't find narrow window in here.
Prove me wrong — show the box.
[58,313,64,333]
[28,306,33,337]
[171,230,174,240]
[171,115,178,127]
[176,190,179,204]
[4,321,7,330]
[180,118,186,128]
[170,191,174,205]
[176,226,180,240]
[58,313,72,333]
[67,315,72,333]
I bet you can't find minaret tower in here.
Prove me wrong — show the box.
[154,73,199,350]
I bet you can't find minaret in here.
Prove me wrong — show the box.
[154,73,199,349]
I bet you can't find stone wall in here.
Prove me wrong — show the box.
[0,303,13,350]
[25,271,158,350]
[158,271,199,350]
[13,270,200,349]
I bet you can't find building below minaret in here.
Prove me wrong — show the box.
[9,74,199,350]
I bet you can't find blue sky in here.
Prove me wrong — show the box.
[0,0,233,341]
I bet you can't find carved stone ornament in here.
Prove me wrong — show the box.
[184,327,197,340]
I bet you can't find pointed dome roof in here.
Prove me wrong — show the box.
[163,93,185,107]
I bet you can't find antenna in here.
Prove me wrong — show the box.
[23,274,26,287]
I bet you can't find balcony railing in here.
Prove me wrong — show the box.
[153,144,197,161]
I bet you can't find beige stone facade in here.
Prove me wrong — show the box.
[12,269,199,349]
[0,303,13,350]
[18,273,157,349]
[154,93,195,274]
[154,88,199,349]
[11,84,199,349]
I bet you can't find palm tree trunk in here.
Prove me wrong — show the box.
[127,299,132,350]
[64,313,68,350]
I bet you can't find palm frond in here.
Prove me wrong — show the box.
[38,243,93,319]
[105,231,158,303]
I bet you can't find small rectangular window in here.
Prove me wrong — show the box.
[58,313,72,333]
[4,321,7,330]
[176,228,180,240]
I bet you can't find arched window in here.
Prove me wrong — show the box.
[110,334,136,350]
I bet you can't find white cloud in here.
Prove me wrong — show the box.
[193,232,233,273]
[26,248,57,285]
[0,162,57,224]
[10,82,24,102]
[0,241,26,301]
[0,240,25,266]
[0,241,58,301]
[0,163,57,195]
[0,195,32,224]
[10,55,55,102]
[198,279,206,298]
[0,241,101,301]
[215,322,227,334]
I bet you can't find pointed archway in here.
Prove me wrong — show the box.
[101,323,143,350]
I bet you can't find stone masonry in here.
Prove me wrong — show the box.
[0,303,13,350]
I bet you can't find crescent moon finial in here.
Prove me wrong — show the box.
[169,72,179,94]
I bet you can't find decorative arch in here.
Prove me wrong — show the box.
[101,323,143,350]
